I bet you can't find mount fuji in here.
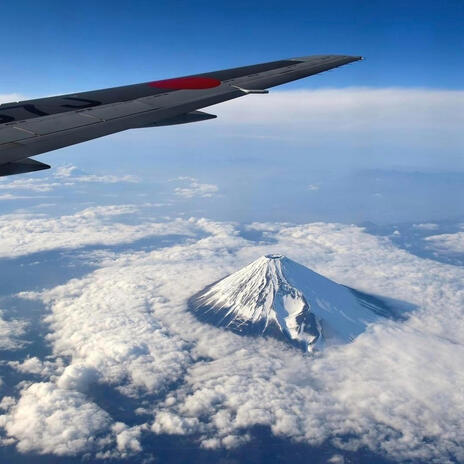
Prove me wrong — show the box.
[189,254,399,351]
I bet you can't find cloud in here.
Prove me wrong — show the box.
[0,207,463,462]
[152,411,201,435]
[57,364,100,392]
[0,94,25,104]
[413,223,439,230]
[0,193,42,201]
[213,88,464,134]
[307,184,320,191]
[173,177,219,199]
[54,165,139,184]
[0,310,27,350]
[0,382,113,456]
[328,455,345,464]
[110,422,144,456]
[0,164,139,194]
[8,357,64,378]
[0,178,64,193]
[38,275,192,395]
[425,231,464,253]
[0,205,201,258]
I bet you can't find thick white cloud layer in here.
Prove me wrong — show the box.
[213,88,464,134]
[8,357,64,378]
[0,208,463,462]
[0,382,112,456]
[0,205,202,258]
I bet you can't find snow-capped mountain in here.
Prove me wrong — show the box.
[189,254,396,351]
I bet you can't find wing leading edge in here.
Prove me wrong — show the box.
[0,55,361,176]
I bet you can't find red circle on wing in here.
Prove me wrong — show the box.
[148,77,221,90]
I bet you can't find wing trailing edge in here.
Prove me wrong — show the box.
[0,157,50,177]
[135,110,217,128]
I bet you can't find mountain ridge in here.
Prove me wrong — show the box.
[189,254,397,351]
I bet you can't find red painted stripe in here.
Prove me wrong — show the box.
[148,76,221,90]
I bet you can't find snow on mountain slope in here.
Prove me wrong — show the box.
[189,255,395,351]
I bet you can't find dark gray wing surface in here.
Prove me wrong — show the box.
[0,55,361,175]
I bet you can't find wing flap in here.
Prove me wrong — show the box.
[18,112,96,136]
[0,125,35,144]
[135,110,217,127]
[79,99,157,121]
[0,157,50,177]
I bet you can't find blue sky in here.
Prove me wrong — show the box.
[2,0,463,93]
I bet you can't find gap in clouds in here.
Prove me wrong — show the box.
[115,425,396,464]
[0,296,53,401]
[363,219,464,267]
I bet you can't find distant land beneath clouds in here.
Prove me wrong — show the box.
[1,87,462,224]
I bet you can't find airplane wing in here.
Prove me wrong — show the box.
[0,55,361,177]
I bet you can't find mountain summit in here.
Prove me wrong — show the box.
[189,254,395,351]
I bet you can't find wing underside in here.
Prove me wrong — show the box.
[0,55,361,175]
